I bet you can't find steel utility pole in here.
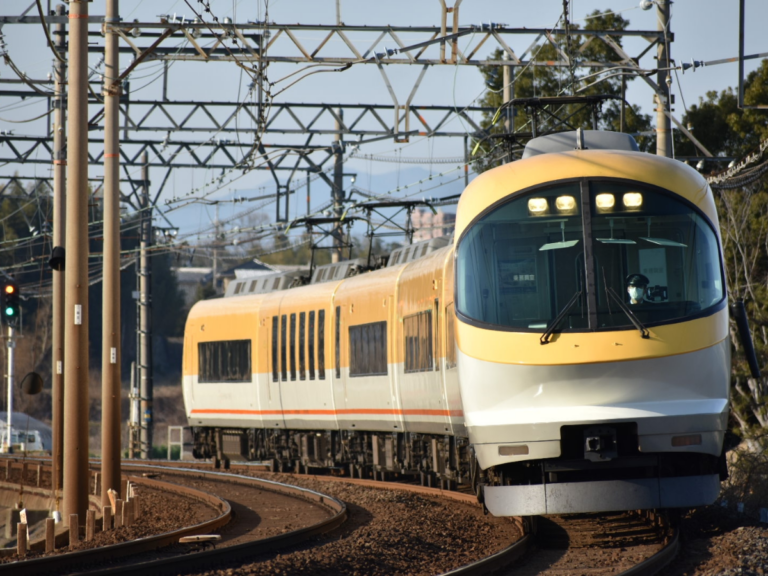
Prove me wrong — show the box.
[332,109,344,263]
[502,51,513,163]
[139,153,153,459]
[51,2,67,501]
[63,0,90,523]
[655,0,672,157]
[101,0,122,504]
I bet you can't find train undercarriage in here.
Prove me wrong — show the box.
[192,427,474,490]
[192,423,727,513]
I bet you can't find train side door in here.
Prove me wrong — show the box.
[388,294,405,431]
[264,309,286,429]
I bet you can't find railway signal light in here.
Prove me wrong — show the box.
[2,281,20,326]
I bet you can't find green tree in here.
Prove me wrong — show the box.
[678,60,768,444]
[675,60,768,159]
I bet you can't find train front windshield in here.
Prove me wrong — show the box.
[456,181,725,332]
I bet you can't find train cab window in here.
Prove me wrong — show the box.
[290,313,297,381]
[590,183,724,328]
[335,306,341,378]
[456,183,586,331]
[280,315,288,381]
[299,312,306,380]
[308,311,316,380]
[456,181,724,333]
[318,309,326,379]
[271,316,279,382]
[404,310,433,373]
[198,340,251,383]
[349,321,388,377]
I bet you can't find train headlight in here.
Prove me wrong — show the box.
[595,193,615,210]
[527,197,549,215]
[623,192,643,208]
[555,195,576,212]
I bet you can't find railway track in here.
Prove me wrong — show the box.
[0,457,680,575]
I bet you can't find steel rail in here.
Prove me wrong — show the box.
[0,458,347,576]
[73,463,348,576]
[0,470,232,574]
[616,526,680,576]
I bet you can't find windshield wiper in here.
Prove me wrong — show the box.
[540,290,582,345]
[606,288,650,339]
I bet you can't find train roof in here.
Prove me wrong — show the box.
[456,131,715,240]
[223,236,454,300]
[523,130,639,158]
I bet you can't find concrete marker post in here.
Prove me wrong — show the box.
[45,517,55,552]
[17,523,27,557]
[115,499,123,527]
[69,514,79,549]
[86,509,95,541]
[103,505,112,531]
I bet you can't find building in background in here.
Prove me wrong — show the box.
[412,209,456,241]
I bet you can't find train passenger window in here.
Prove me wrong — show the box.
[445,303,457,369]
[271,316,279,382]
[404,310,433,373]
[299,312,306,380]
[198,340,251,383]
[308,311,316,380]
[250,280,258,292]
[290,313,297,381]
[318,309,326,379]
[280,315,287,381]
[349,321,388,377]
[335,306,341,378]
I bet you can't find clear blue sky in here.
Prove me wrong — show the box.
[1,1,766,246]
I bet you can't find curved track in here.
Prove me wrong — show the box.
[134,460,678,576]
[0,457,679,575]
[0,459,346,575]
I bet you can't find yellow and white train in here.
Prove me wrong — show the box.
[183,130,732,515]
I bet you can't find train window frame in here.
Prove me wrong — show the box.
[198,339,252,383]
[445,303,457,369]
[271,316,279,382]
[318,309,326,379]
[349,321,388,377]
[299,312,306,380]
[280,314,288,381]
[308,311,316,380]
[335,306,341,378]
[290,313,297,381]
[454,177,727,334]
[404,310,433,373]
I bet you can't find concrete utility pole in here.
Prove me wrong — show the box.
[51,1,67,500]
[139,153,153,459]
[101,0,122,504]
[63,0,91,523]
[655,0,672,157]
[332,108,344,263]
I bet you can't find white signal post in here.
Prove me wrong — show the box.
[5,325,14,454]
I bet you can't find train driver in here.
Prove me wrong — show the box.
[626,273,650,305]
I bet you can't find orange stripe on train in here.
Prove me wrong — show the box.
[190,408,463,417]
